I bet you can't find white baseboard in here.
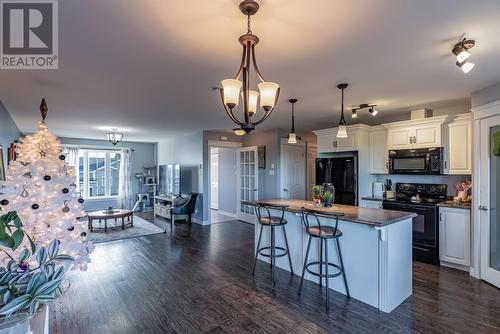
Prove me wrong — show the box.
[217,210,237,218]
[192,217,210,225]
[440,261,469,272]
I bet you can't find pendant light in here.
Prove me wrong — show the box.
[288,98,298,144]
[336,84,348,138]
[220,0,280,135]
[106,128,123,146]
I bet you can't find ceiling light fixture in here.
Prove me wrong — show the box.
[369,107,378,116]
[336,84,348,138]
[106,128,123,146]
[351,109,358,119]
[287,98,302,144]
[220,0,280,136]
[351,103,379,118]
[452,38,475,73]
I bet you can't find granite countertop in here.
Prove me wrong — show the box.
[437,201,472,209]
[249,199,416,227]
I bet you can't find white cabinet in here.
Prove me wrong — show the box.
[369,128,388,174]
[314,125,369,153]
[446,114,472,175]
[359,200,383,209]
[384,116,447,150]
[439,206,470,267]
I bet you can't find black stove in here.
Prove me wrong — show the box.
[383,183,447,265]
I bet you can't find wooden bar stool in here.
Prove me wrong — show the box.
[251,202,294,286]
[298,207,350,311]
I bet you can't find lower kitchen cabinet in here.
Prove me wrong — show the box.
[439,206,470,267]
[359,199,383,209]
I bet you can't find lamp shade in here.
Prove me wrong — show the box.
[222,79,243,108]
[336,124,347,138]
[288,132,297,144]
[243,90,259,116]
[258,81,279,111]
[233,128,246,136]
[461,62,474,73]
[456,50,471,63]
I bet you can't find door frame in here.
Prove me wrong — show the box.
[207,140,242,224]
[279,138,306,199]
[472,99,500,281]
[236,146,259,223]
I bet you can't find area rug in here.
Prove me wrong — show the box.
[84,215,165,244]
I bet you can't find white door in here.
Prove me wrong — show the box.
[236,146,259,223]
[387,127,413,150]
[480,114,500,287]
[280,143,306,199]
[413,124,442,148]
[210,148,219,210]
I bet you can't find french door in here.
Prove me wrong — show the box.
[236,146,259,223]
[480,114,500,287]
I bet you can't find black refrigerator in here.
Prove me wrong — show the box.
[316,156,358,206]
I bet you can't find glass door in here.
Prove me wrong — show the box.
[480,115,500,288]
[236,146,259,223]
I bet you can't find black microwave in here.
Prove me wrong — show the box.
[388,148,443,174]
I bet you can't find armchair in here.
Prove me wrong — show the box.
[169,193,199,231]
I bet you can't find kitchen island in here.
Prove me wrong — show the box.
[251,199,416,313]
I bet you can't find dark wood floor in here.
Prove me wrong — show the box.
[50,214,500,334]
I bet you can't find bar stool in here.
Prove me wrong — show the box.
[298,207,350,311]
[251,202,294,286]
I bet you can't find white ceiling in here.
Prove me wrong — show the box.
[1,0,499,142]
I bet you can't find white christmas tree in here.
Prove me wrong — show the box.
[0,99,94,270]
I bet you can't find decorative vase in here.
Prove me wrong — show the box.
[0,313,29,334]
[323,198,333,208]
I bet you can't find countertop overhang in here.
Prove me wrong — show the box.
[249,199,416,227]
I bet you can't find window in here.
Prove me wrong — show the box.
[78,150,121,199]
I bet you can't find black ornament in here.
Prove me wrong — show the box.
[44,175,51,181]
[31,203,39,210]
[59,154,66,161]
[80,232,87,237]
[0,199,9,206]
[78,197,84,203]
[67,226,75,231]
[62,188,69,194]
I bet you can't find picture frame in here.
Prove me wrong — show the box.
[258,146,266,169]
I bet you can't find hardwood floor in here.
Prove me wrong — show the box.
[50,215,500,334]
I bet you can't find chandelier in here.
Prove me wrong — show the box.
[106,128,123,146]
[220,0,280,136]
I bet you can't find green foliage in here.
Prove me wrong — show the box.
[312,185,323,200]
[323,191,334,203]
[0,210,36,254]
[0,239,74,317]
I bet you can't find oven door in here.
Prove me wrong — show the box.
[382,201,439,264]
[389,156,429,174]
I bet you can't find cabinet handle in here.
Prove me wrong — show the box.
[413,136,417,144]
[444,161,448,169]
[479,205,488,211]
[409,137,413,144]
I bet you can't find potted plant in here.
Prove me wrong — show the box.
[0,210,73,333]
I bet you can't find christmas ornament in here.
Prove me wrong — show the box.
[67,226,75,231]
[78,197,84,204]
[0,98,94,271]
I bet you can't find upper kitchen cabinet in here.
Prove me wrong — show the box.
[446,113,472,175]
[314,124,370,153]
[383,116,448,150]
[368,126,388,174]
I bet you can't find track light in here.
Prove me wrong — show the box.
[351,109,358,119]
[452,38,475,73]
[369,107,378,116]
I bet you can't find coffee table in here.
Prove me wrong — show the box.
[87,209,133,232]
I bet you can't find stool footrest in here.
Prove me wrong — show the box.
[305,261,343,278]
[257,246,288,258]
